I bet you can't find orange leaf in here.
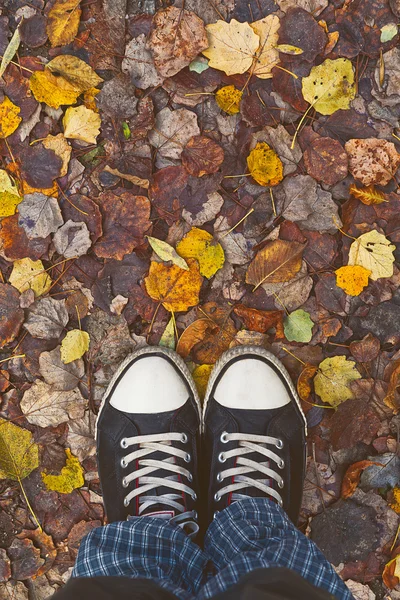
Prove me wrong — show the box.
[233,304,284,338]
[297,364,318,401]
[145,258,203,313]
[341,460,382,499]
[349,184,388,205]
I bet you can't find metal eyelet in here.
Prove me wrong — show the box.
[278,498,283,507]
[213,511,219,519]
[181,433,188,444]
[192,492,197,501]
[220,431,229,443]
[184,453,191,463]
[278,478,284,489]
[214,492,220,502]
[187,473,193,482]
[276,439,284,449]
[123,497,129,507]
[218,452,226,463]
[120,438,128,449]
[216,472,223,482]
[122,477,129,488]
[121,458,127,468]
[193,511,198,520]
[278,459,285,469]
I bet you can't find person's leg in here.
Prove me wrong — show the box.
[200,346,354,599]
[53,347,208,600]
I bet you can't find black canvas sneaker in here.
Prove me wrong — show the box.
[96,346,201,537]
[203,346,307,525]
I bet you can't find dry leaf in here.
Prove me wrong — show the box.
[53,220,92,258]
[233,304,285,337]
[103,166,149,189]
[341,460,382,499]
[39,347,84,391]
[42,134,72,177]
[29,70,80,109]
[9,257,52,297]
[20,380,85,427]
[335,265,371,296]
[42,448,84,494]
[297,364,318,401]
[63,105,101,144]
[246,240,305,291]
[349,184,388,205]
[0,25,21,78]
[0,169,21,217]
[177,319,216,357]
[0,283,24,346]
[247,142,283,186]
[148,107,200,160]
[0,419,39,481]
[215,85,243,115]
[348,230,396,281]
[18,193,63,239]
[181,136,225,177]
[176,227,225,278]
[314,355,361,407]
[67,413,96,462]
[23,297,69,339]
[46,54,103,92]
[302,58,355,115]
[122,34,163,89]
[0,96,22,138]
[193,364,213,400]
[47,0,82,48]
[249,15,280,79]
[203,19,260,75]
[145,258,203,312]
[383,553,400,589]
[345,138,400,186]
[147,236,189,270]
[61,330,90,364]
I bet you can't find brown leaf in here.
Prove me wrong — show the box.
[18,529,56,578]
[7,538,44,580]
[182,136,225,177]
[0,214,50,260]
[330,399,381,451]
[0,283,24,346]
[297,364,318,401]
[149,166,189,225]
[384,359,400,413]
[0,370,10,393]
[278,7,327,63]
[177,319,217,358]
[345,138,400,186]
[94,191,151,260]
[60,193,103,243]
[246,240,305,291]
[20,145,63,189]
[303,131,348,186]
[341,460,382,499]
[350,333,381,362]
[233,304,285,338]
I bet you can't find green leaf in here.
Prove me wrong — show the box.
[159,316,176,349]
[0,26,21,78]
[284,309,314,343]
[147,236,189,271]
[0,418,39,481]
[122,121,131,140]
[380,23,398,42]
[42,448,84,493]
[189,57,209,73]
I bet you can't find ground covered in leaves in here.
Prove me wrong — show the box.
[0,0,400,598]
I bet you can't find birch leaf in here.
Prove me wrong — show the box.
[42,448,84,494]
[203,19,260,76]
[249,15,280,79]
[61,330,90,364]
[302,58,355,115]
[348,230,396,281]
[9,258,52,297]
[176,227,225,279]
[47,0,82,48]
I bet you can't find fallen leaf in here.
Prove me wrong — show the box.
[39,347,84,391]
[53,220,92,258]
[203,19,260,75]
[20,145,63,189]
[63,106,101,144]
[233,304,285,337]
[215,85,243,115]
[297,364,318,401]
[247,142,284,186]
[182,303,237,363]
[122,34,163,89]
[278,7,326,63]
[0,24,20,78]
[181,136,225,177]
[348,230,396,281]
[0,419,39,480]
[314,355,361,407]
[349,334,380,363]
[18,193,63,239]
[389,487,400,514]
[20,380,85,426]
[193,364,213,400]
[47,0,82,48]
[23,297,69,339]
[345,138,400,186]
[159,317,176,349]
[183,190,224,227]
[176,227,225,278]
[284,309,314,342]
[96,75,138,120]
[42,134,72,177]
[67,413,96,462]
[29,70,80,109]
[148,107,200,160]
[335,265,371,296]
[9,257,52,297]
[341,460,382,499]
[0,284,24,346]
[149,7,208,78]
[147,236,189,270]
[303,134,348,186]
[149,166,188,225]
[102,166,149,189]
[380,23,398,42]
[46,54,103,92]
[275,44,303,55]
[349,184,388,205]
[383,553,400,589]
[110,295,129,316]
[0,95,22,138]
[302,58,355,115]
[145,259,203,313]
[249,15,280,79]
[177,319,216,358]
[246,239,305,290]
[384,360,400,413]
[251,124,302,176]
[42,448,84,494]
[61,330,90,364]
[0,169,21,217]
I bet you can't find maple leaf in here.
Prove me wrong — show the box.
[145,259,203,312]
[348,230,396,281]
[302,58,355,115]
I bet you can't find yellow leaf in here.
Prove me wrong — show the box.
[249,15,280,79]
[46,55,103,93]
[176,227,225,279]
[389,487,400,514]
[314,355,361,407]
[0,25,21,78]
[47,0,82,48]
[302,58,355,116]
[348,230,396,281]
[215,85,242,115]
[247,142,283,186]
[22,180,58,197]
[147,236,189,270]
[9,257,52,297]
[42,448,84,493]
[335,265,371,296]
[349,184,388,205]
[42,134,72,177]
[145,259,203,312]
[29,70,80,109]
[203,19,260,76]
[63,105,101,144]
[0,169,21,217]
[383,554,400,589]
[192,364,213,401]
[159,316,176,349]
[0,418,39,481]
[275,44,303,55]
[60,330,90,364]
[83,87,100,112]
[0,95,22,138]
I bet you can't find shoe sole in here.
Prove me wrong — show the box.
[203,345,307,435]
[95,345,202,440]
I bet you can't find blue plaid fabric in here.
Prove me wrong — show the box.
[72,498,354,600]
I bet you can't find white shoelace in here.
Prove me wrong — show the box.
[120,432,198,535]
[214,432,285,507]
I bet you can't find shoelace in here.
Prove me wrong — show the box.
[120,432,198,536]
[214,432,285,507]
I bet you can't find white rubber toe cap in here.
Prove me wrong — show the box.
[214,358,291,410]
[110,356,189,413]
